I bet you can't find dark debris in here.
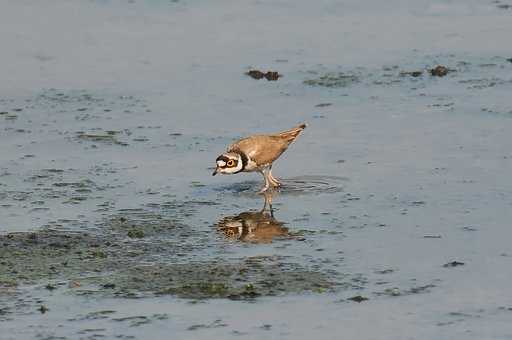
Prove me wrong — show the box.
[246,70,281,81]
[430,65,450,77]
[443,261,465,268]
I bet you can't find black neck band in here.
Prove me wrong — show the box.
[234,152,248,174]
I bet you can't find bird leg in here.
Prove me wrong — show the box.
[257,168,271,193]
[268,167,281,188]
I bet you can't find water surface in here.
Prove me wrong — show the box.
[1,1,512,339]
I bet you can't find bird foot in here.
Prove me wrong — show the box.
[268,175,282,188]
[271,181,282,188]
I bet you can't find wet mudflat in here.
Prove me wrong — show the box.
[1,0,512,339]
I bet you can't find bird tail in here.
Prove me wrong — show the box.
[276,123,307,143]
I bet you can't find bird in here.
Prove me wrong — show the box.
[212,123,306,192]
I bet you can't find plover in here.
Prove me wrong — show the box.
[212,123,306,192]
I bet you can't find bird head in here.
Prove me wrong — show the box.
[212,152,243,176]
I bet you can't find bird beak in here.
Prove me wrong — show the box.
[212,168,218,176]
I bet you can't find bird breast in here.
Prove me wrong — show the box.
[243,157,259,172]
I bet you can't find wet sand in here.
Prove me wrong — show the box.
[1,0,512,339]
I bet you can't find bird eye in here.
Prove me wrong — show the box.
[227,160,235,167]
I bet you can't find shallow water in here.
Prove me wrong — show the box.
[1,0,512,339]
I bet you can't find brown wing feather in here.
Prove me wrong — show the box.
[227,123,306,166]
[274,123,307,142]
[228,135,289,165]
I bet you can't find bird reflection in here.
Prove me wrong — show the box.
[216,192,289,243]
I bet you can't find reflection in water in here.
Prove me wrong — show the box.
[216,193,289,243]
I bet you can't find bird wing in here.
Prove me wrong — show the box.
[228,135,290,166]
[274,123,307,143]
[227,124,306,166]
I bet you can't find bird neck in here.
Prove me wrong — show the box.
[234,151,248,173]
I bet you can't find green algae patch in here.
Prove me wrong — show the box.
[106,258,334,299]
[0,207,341,300]
[0,228,336,300]
[304,72,359,88]
[76,131,128,146]
[127,229,145,239]
[0,230,117,284]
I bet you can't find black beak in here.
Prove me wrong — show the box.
[212,168,218,176]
